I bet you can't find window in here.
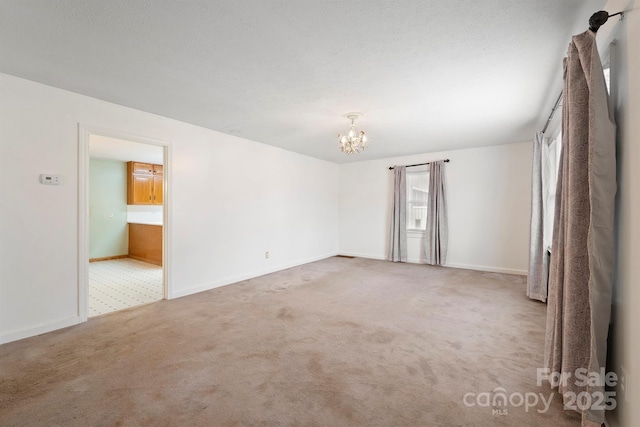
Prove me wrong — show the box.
[542,131,562,251]
[406,169,429,231]
[602,40,615,96]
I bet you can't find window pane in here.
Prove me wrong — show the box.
[603,68,611,94]
[406,171,429,231]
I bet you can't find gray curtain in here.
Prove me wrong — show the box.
[388,166,407,262]
[527,132,559,302]
[541,136,559,256]
[425,161,448,265]
[527,132,548,302]
[544,30,616,427]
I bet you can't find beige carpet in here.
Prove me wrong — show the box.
[0,257,580,426]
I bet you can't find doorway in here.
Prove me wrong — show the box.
[78,126,170,320]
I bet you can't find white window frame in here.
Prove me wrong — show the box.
[406,168,429,234]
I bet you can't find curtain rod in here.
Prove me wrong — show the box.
[541,91,563,134]
[540,10,624,134]
[388,159,450,170]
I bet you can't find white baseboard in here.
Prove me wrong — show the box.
[443,262,527,276]
[169,252,339,299]
[1,252,525,345]
[337,251,386,261]
[2,253,339,345]
[337,252,527,276]
[0,315,82,345]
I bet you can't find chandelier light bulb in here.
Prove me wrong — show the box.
[337,113,367,155]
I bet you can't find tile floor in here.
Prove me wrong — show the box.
[89,258,163,317]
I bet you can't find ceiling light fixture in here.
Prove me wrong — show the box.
[338,112,367,154]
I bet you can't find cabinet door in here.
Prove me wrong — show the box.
[153,174,163,204]
[131,174,154,205]
[132,162,154,175]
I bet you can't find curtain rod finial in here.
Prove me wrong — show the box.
[589,10,609,32]
[589,10,625,32]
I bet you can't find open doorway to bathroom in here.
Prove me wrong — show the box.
[86,133,167,317]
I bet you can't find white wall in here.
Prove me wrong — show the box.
[89,158,128,259]
[597,2,640,427]
[339,142,532,274]
[0,73,339,344]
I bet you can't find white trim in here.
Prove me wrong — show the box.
[161,139,172,299]
[338,251,386,261]
[78,124,173,318]
[443,262,527,276]
[170,252,338,299]
[0,316,82,345]
[78,128,90,321]
[337,252,527,275]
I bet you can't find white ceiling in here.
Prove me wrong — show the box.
[89,135,164,165]
[0,0,606,163]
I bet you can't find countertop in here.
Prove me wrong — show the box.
[128,221,163,226]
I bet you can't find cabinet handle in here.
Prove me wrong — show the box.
[149,195,151,200]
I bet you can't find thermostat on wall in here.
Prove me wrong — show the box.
[40,174,62,185]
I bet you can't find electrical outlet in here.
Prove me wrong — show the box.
[265,251,270,259]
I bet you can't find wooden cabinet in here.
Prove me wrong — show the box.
[127,162,163,205]
[152,165,163,204]
[129,223,162,266]
[129,174,154,204]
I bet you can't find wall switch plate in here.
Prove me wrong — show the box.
[265,251,270,259]
[40,174,62,185]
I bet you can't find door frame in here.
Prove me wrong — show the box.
[78,124,172,321]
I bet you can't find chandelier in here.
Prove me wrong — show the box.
[338,113,367,154]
